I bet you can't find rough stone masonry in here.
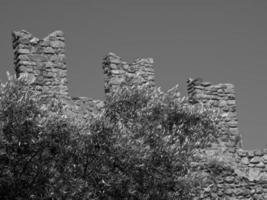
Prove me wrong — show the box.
[11,30,267,199]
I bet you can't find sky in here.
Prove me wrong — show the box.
[0,0,267,150]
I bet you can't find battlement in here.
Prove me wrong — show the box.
[12,30,68,97]
[11,30,242,151]
[103,52,155,96]
[187,78,241,149]
[9,30,267,199]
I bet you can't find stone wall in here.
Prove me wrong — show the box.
[192,148,267,199]
[103,52,155,96]
[187,78,241,150]
[9,30,267,199]
[12,30,68,98]
[196,163,267,199]
[236,149,267,181]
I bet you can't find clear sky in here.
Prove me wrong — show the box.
[0,0,267,150]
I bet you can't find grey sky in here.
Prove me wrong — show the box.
[0,0,266,150]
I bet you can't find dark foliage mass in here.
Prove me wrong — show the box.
[0,74,220,200]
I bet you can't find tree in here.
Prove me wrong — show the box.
[0,73,85,199]
[86,85,220,200]
[0,73,220,200]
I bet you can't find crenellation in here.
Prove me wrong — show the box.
[12,30,68,97]
[7,30,267,199]
[187,77,241,150]
[103,52,155,96]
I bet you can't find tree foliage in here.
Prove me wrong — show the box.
[0,74,220,200]
[0,73,82,199]
[87,86,220,199]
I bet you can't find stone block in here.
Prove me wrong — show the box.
[241,157,249,165]
[249,168,261,181]
[50,40,65,48]
[250,156,262,164]
[17,48,30,54]
[256,162,265,168]
[225,176,235,183]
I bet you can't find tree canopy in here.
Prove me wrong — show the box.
[0,73,220,200]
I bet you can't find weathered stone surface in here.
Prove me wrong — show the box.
[17,48,30,54]
[263,155,267,162]
[249,168,261,181]
[187,78,242,149]
[50,40,65,48]
[103,52,155,97]
[12,30,68,98]
[241,157,249,165]
[250,156,262,164]
[257,162,265,168]
[225,176,235,183]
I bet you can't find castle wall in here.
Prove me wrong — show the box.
[187,78,241,150]
[102,52,155,96]
[196,148,267,199]
[187,78,267,199]
[12,30,68,97]
[9,30,267,199]
[197,167,267,200]
[236,149,267,181]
